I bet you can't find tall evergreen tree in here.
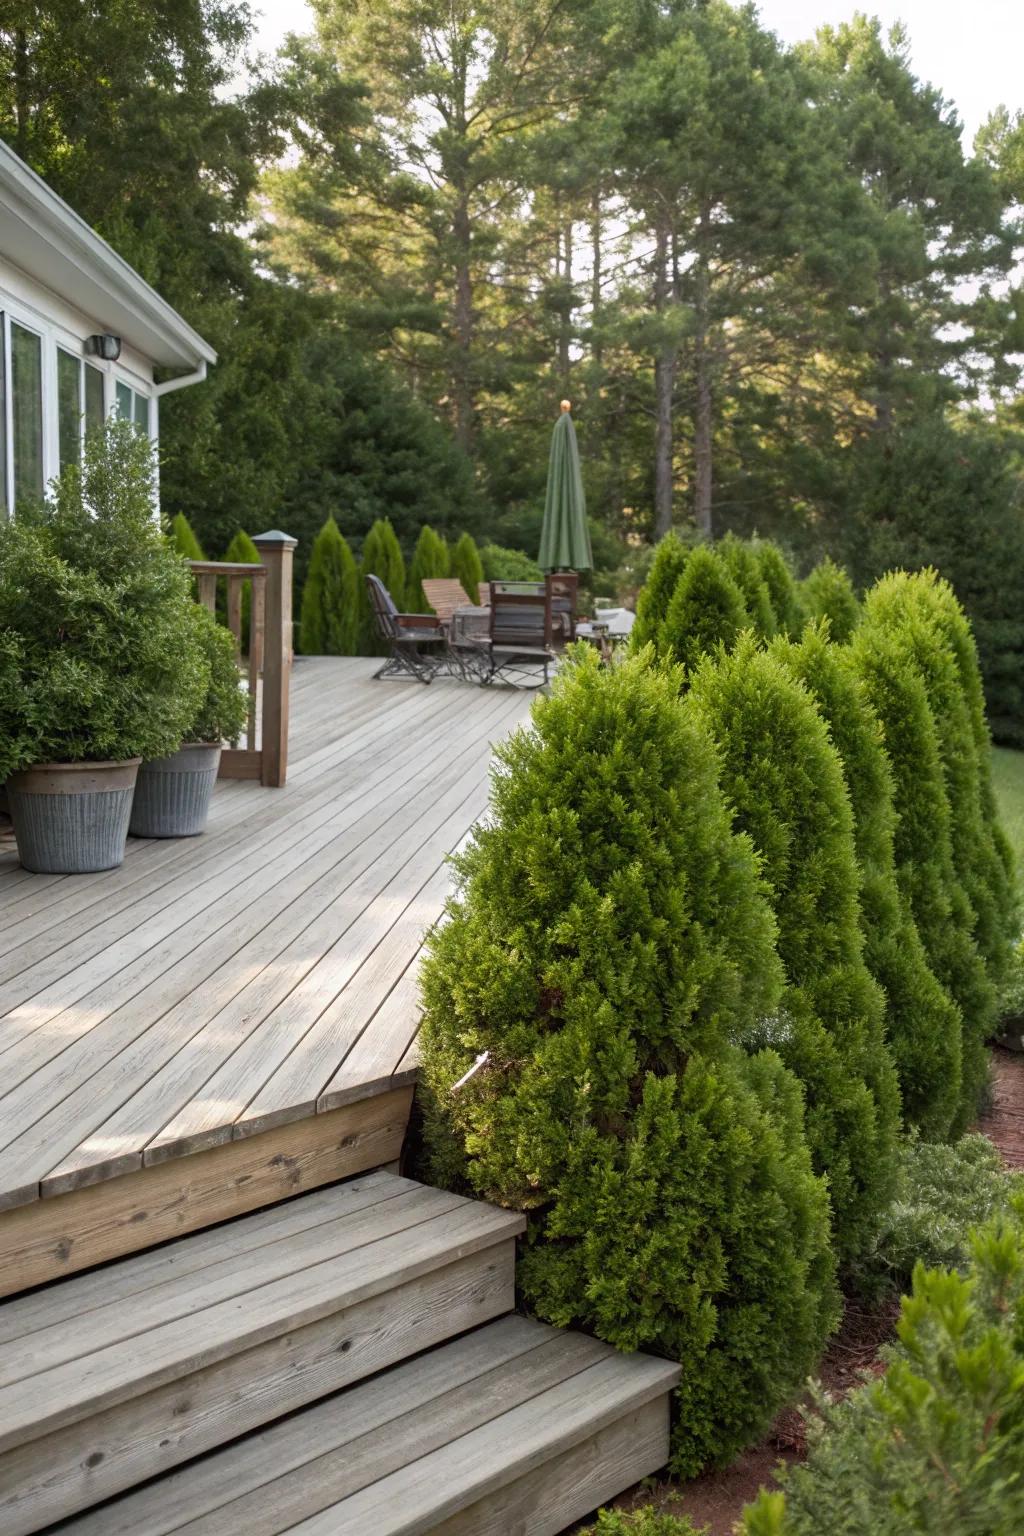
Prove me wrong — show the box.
[451,532,484,607]
[406,525,450,612]
[359,517,406,653]
[299,516,359,655]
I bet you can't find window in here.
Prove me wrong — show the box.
[84,363,104,430]
[57,347,81,471]
[0,321,6,518]
[116,379,151,436]
[11,321,43,507]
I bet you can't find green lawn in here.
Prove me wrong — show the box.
[992,747,1024,873]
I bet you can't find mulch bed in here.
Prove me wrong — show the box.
[588,1045,1024,1534]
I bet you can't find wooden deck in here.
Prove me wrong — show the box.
[0,659,532,1219]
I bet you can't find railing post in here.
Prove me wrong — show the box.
[253,530,297,789]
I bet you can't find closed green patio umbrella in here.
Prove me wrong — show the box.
[538,401,592,572]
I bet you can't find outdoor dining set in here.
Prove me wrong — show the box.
[365,571,622,688]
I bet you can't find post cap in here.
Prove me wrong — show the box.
[252,530,298,549]
[560,400,571,413]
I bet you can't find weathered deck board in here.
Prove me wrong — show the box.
[0,661,530,1209]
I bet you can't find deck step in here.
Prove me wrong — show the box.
[54,1315,681,1536]
[0,1171,523,1536]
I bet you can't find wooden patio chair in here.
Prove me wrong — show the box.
[365,574,446,684]
[421,578,473,625]
[468,582,556,687]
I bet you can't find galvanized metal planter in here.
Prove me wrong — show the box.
[129,743,222,839]
[7,759,141,874]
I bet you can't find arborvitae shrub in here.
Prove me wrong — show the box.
[298,516,358,656]
[660,545,749,676]
[743,1203,1024,1536]
[687,638,901,1261]
[799,557,861,642]
[754,539,805,638]
[222,528,260,651]
[719,533,777,638]
[419,649,837,1476]
[169,512,204,562]
[850,627,995,1126]
[772,625,963,1139]
[451,531,484,606]
[630,532,690,654]
[862,571,1016,981]
[359,517,406,654]
[406,525,450,612]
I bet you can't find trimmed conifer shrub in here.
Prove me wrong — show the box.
[719,533,777,638]
[687,638,901,1261]
[451,531,484,606]
[850,626,995,1126]
[406,525,451,612]
[799,557,860,642]
[660,545,749,677]
[419,649,838,1476]
[630,532,690,654]
[359,517,406,654]
[222,528,260,652]
[772,625,963,1139]
[754,539,805,638]
[298,516,358,656]
[862,571,1016,982]
[169,512,204,562]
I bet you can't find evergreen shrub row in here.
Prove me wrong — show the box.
[418,534,1017,1477]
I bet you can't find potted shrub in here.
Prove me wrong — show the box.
[0,422,205,874]
[130,604,249,838]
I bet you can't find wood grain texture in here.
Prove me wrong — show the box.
[0,1088,412,1296]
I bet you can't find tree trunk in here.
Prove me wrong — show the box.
[558,218,573,391]
[653,217,676,541]
[693,251,713,540]
[14,28,31,158]
[452,189,475,453]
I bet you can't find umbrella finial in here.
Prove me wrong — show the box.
[560,399,571,413]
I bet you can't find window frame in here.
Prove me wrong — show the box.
[0,288,155,517]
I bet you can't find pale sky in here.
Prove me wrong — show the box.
[250,0,1022,146]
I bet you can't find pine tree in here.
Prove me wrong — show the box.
[359,518,406,654]
[407,525,451,612]
[772,624,963,1138]
[799,558,861,642]
[168,513,205,562]
[630,532,691,654]
[687,637,901,1260]
[451,532,484,606]
[419,648,837,1475]
[850,625,996,1126]
[298,517,359,655]
[660,545,749,677]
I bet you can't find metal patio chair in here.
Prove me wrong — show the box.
[365,574,446,684]
[467,582,557,688]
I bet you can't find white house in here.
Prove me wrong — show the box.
[0,139,215,515]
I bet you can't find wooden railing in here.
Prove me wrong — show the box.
[188,530,296,788]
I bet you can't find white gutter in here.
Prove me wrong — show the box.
[153,360,208,398]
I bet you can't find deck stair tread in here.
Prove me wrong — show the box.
[0,1171,523,1456]
[54,1315,681,1536]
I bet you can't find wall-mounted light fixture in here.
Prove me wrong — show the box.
[84,333,122,362]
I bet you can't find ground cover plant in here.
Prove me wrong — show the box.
[742,1201,1024,1535]
[419,648,838,1476]
[687,638,901,1261]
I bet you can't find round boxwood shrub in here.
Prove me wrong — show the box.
[630,532,690,654]
[772,625,963,1140]
[406,524,450,612]
[799,557,861,642]
[419,648,837,1476]
[0,421,205,782]
[862,571,1016,981]
[299,516,359,656]
[850,626,995,1126]
[754,539,805,638]
[719,533,777,638]
[687,637,901,1262]
[660,545,749,677]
